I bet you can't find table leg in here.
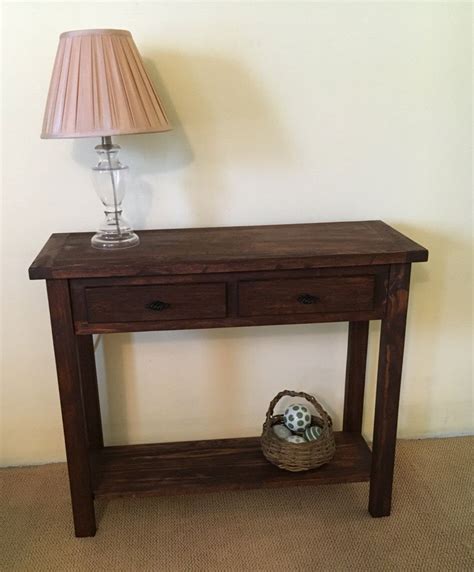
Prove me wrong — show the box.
[369,264,411,517]
[76,335,103,451]
[343,321,369,433]
[47,280,96,537]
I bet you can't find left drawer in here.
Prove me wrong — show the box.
[82,282,227,324]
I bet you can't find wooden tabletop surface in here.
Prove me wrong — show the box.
[29,220,428,279]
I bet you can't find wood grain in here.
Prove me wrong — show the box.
[239,275,375,317]
[74,311,388,335]
[343,321,369,433]
[369,263,411,517]
[91,433,372,498]
[29,221,428,280]
[70,266,388,334]
[76,335,103,451]
[85,282,227,323]
[46,280,96,537]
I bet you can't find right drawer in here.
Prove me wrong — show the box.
[238,275,377,317]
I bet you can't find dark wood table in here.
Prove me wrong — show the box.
[29,220,428,537]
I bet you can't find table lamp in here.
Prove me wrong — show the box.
[41,29,172,249]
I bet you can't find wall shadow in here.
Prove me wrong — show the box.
[95,333,139,445]
[70,50,292,230]
[80,50,296,444]
[362,222,471,440]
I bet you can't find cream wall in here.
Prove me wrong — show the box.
[1,1,472,466]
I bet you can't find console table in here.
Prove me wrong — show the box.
[29,220,428,537]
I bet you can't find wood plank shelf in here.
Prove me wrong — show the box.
[92,432,371,499]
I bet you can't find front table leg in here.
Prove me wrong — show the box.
[47,280,96,537]
[369,263,411,517]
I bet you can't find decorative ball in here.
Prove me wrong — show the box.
[286,435,306,444]
[304,425,323,441]
[272,424,292,440]
[283,403,312,433]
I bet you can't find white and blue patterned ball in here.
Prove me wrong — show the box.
[286,434,306,444]
[283,403,312,433]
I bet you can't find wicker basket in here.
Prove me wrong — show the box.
[261,390,336,472]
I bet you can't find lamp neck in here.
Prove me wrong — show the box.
[96,135,118,151]
[101,135,113,148]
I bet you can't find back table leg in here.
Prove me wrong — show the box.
[343,321,369,434]
[76,335,103,452]
[369,264,411,517]
[47,280,96,537]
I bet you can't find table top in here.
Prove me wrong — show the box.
[29,220,428,280]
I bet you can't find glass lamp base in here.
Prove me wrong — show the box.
[91,230,140,250]
[91,137,140,251]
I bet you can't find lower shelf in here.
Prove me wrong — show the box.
[92,432,371,499]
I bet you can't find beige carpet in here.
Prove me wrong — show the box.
[1,437,472,571]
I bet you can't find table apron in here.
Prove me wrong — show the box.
[70,266,389,335]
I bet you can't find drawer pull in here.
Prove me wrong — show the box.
[297,293,319,305]
[146,300,171,312]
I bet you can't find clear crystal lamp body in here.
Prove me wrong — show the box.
[91,136,140,249]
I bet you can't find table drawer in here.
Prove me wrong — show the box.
[85,283,227,323]
[238,276,376,317]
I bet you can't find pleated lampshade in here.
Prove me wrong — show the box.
[41,29,172,138]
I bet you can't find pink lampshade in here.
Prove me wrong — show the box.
[41,29,172,138]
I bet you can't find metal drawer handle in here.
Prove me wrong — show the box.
[297,293,319,305]
[146,300,171,312]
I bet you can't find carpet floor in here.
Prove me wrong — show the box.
[1,437,472,571]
